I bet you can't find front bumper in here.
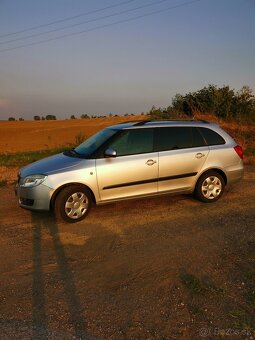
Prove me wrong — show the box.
[15,182,53,211]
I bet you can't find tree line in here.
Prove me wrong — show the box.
[7,113,124,121]
[149,85,255,121]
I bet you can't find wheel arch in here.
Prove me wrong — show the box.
[50,182,96,210]
[196,168,227,186]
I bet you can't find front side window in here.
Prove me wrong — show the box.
[109,128,154,156]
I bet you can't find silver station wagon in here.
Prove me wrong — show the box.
[16,120,244,223]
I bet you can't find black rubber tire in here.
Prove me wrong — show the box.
[195,171,225,203]
[55,185,92,223]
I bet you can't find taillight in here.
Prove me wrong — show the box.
[234,145,243,159]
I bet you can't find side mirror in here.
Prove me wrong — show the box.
[104,148,117,158]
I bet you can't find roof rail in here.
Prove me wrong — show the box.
[118,118,210,125]
[133,120,152,126]
[133,119,210,125]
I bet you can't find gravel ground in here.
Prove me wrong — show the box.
[0,167,255,339]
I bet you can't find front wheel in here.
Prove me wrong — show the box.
[195,171,225,203]
[55,185,92,223]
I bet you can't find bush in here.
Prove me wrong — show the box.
[46,115,56,120]
[81,114,90,119]
[149,85,255,122]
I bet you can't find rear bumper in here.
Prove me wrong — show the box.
[226,162,244,184]
[15,182,53,211]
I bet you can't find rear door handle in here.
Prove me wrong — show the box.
[195,153,205,159]
[146,159,157,166]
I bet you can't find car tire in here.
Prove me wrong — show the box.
[195,171,225,203]
[55,185,92,223]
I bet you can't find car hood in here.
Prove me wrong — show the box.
[20,152,88,177]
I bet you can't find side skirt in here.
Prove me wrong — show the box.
[96,187,193,205]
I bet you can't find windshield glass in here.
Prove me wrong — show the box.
[74,128,117,157]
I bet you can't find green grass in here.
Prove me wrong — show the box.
[0,146,73,168]
[0,180,7,187]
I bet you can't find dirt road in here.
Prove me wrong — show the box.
[0,167,255,339]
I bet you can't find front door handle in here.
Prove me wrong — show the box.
[195,153,205,159]
[146,159,157,166]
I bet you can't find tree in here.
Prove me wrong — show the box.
[19,118,24,121]
[8,117,15,121]
[81,114,90,119]
[164,84,255,121]
[46,115,56,120]
[34,115,40,120]
[70,115,76,119]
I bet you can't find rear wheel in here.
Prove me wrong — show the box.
[55,185,92,223]
[195,171,225,203]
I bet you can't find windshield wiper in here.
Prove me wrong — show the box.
[70,148,80,155]
[63,148,81,158]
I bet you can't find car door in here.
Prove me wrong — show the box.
[155,127,209,193]
[96,128,158,201]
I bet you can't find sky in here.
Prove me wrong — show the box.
[0,0,255,120]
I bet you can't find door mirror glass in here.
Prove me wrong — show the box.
[104,148,117,158]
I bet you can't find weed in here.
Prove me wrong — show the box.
[0,180,7,187]
[180,273,224,295]
[247,289,255,307]
[229,309,255,331]
[75,131,87,145]
[187,303,204,316]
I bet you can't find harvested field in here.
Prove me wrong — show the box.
[0,116,144,153]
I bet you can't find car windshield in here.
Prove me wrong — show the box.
[74,128,117,157]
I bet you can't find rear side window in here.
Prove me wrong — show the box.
[198,127,225,146]
[155,127,193,151]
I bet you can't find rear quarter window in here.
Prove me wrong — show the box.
[198,127,225,146]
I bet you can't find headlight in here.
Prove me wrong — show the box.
[20,174,47,188]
